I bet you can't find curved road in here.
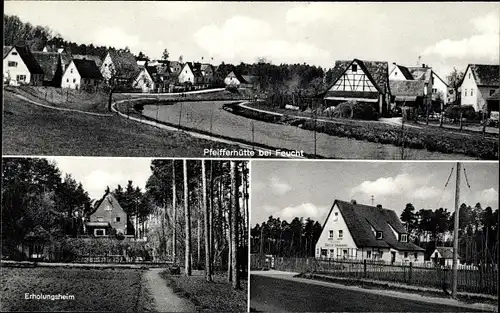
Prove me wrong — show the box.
[250,274,494,312]
[142,101,476,160]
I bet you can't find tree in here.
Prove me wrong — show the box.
[172,161,177,264]
[401,203,417,235]
[230,161,240,289]
[202,160,212,281]
[137,51,149,60]
[162,49,169,61]
[183,160,192,276]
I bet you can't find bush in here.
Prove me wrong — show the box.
[444,105,477,120]
[332,101,379,120]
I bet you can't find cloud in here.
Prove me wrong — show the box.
[193,15,331,65]
[269,176,292,195]
[93,27,141,50]
[351,173,416,197]
[412,186,442,200]
[423,11,499,61]
[277,203,327,221]
[286,3,337,26]
[478,188,499,206]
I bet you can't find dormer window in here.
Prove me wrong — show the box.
[376,231,383,240]
[400,234,408,242]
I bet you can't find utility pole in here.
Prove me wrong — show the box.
[452,162,461,298]
[314,105,317,158]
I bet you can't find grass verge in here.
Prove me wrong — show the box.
[0,267,146,312]
[2,91,242,157]
[159,270,248,312]
[226,102,499,160]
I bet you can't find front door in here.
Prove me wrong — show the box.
[391,251,396,264]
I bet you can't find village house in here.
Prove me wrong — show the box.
[315,200,425,264]
[459,64,499,112]
[84,192,128,237]
[200,63,216,86]
[3,45,44,86]
[389,63,433,111]
[224,70,258,88]
[72,54,103,68]
[101,50,140,88]
[178,62,203,85]
[323,59,391,116]
[61,59,103,91]
[31,51,65,87]
[430,246,461,267]
[432,71,455,105]
[169,60,184,77]
[486,89,499,115]
[132,64,155,93]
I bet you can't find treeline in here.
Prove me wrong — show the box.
[1,158,92,257]
[250,216,323,257]
[401,203,499,264]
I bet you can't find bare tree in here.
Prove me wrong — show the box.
[184,160,192,276]
[172,160,176,264]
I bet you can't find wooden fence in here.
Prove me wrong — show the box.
[251,255,498,295]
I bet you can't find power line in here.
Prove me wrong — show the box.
[436,165,454,209]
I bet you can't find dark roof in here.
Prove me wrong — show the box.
[185,62,203,77]
[389,80,425,97]
[395,65,414,80]
[325,200,424,251]
[24,225,51,241]
[227,70,249,84]
[59,53,73,68]
[72,54,102,68]
[73,59,103,80]
[31,52,61,81]
[108,50,141,79]
[3,46,13,58]
[146,65,158,77]
[10,46,44,74]
[327,59,389,94]
[242,75,258,84]
[434,247,460,259]
[468,64,499,87]
[488,88,499,100]
[407,67,432,82]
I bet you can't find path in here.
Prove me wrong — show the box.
[144,268,196,312]
[118,87,225,97]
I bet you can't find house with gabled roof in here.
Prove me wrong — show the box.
[224,70,258,88]
[100,50,141,86]
[389,63,433,109]
[323,59,391,116]
[85,191,128,237]
[430,247,461,267]
[31,51,65,87]
[61,59,103,91]
[72,54,103,68]
[3,45,44,86]
[487,88,499,114]
[459,64,499,112]
[178,62,203,85]
[315,199,424,264]
[132,63,155,93]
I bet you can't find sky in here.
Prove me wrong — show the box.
[46,157,153,200]
[5,2,499,77]
[250,161,499,226]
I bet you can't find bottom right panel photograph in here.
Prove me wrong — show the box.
[249,161,498,312]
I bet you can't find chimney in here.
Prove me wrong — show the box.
[376,204,383,209]
[351,199,357,205]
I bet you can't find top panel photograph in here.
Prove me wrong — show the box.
[2,1,499,160]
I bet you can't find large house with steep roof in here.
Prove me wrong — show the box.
[459,64,499,112]
[323,59,391,116]
[389,63,433,109]
[315,199,425,264]
[85,192,128,237]
[61,59,103,91]
[3,45,44,86]
[100,50,140,87]
[31,51,65,87]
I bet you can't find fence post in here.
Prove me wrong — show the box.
[409,262,413,284]
[363,259,367,278]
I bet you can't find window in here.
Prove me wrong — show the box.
[115,217,121,222]
[376,231,383,240]
[8,61,17,67]
[471,89,474,96]
[333,212,339,221]
[66,79,69,83]
[73,78,76,83]
[414,253,418,261]
[16,75,26,82]
[11,52,18,55]
[394,72,397,76]
[469,73,471,79]
[404,252,408,258]
[464,89,467,96]
[400,234,408,242]
[329,230,334,238]
[490,89,496,96]
[70,69,73,74]
[95,229,105,237]
[343,249,348,258]
[367,251,372,259]
[432,88,437,93]
[352,64,357,72]
[338,230,343,239]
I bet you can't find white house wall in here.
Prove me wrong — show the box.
[3,47,32,86]
[461,67,480,111]
[178,64,195,84]
[224,72,241,86]
[100,53,114,81]
[315,203,358,259]
[389,66,408,81]
[432,72,449,104]
[61,62,82,89]
[133,68,154,92]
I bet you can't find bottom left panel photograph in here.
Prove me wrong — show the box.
[1,157,249,312]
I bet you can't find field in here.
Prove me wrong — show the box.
[0,267,149,312]
[160,270,248,312]
[2,91,242,157]
[229,102,498,160]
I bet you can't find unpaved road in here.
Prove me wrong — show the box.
[144,268,196,312]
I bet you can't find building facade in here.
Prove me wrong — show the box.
[460,64,499,112]
[85,192,128,237]
[3,46,44,86]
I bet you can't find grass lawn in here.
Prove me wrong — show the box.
[159,270,248,312]
[6,85,109,114]
[2,91,242,157]
[0,267,150,312]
